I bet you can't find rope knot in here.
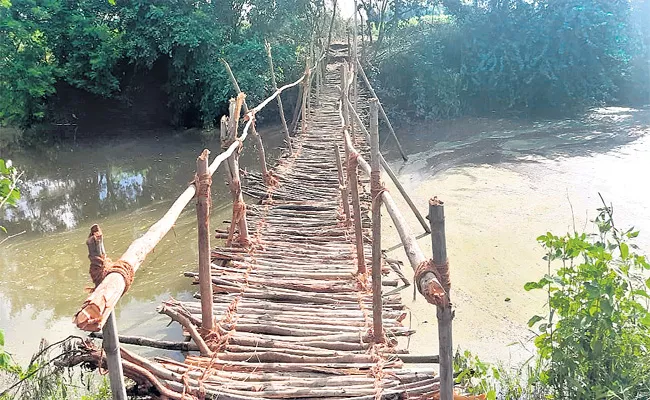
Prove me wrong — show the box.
[414,259,450,306]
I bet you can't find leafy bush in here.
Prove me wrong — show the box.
[526,199,650,399]
[372,1,649,120]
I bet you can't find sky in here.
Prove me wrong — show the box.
[329,0,356,19]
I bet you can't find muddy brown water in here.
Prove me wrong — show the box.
[1,107,649,367]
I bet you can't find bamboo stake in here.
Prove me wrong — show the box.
[220,59,270,175]
[352,0,359,127]
[341,62,349,129]
[347,101,431,234]
[429,197,453,400]
[356,61,408,161]
[196,149,214,330]
[334,144,351,225]
[369,99,383,342]
[85,225,127,400]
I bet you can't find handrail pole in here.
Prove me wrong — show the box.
[356,61,408,161]
[430,197,454,400]
[86,225,127,400]
[369,98,384,342]
[301,58,310,134]
[220,59,269,177]
[196,149,214,330]
[347,100,431,234]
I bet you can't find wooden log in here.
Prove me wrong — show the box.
[333,144,351,225]
[430,197,454,400]
[369,98,384,342]
[85,225,127,400]
[157,304,212,357]
[196,149,214,330]
[347,101,430,234]
[264,41,292,154]
[220,59,270,176]
[356,61,408,161]
[89,332,200,352]
[290,83,303,134]
[398,354,440,364]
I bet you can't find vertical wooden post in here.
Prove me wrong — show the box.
[196,150,214,330]
[341,61,349,129]
[222,98,250,246]
[351,0,359,126]
[360,13,366,64]
[429,197,453,400]
[334,144,351,226]
[220,59,270,175]
[348,152,366,275]
[86,225,127,400]
[290,83,304,134]
[369,99,383,342]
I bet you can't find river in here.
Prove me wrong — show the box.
[1,107,649,367]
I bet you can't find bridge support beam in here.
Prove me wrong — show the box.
[196,149,214,331]
[334,144,351,226]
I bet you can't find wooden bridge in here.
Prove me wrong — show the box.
[69,43,457,400]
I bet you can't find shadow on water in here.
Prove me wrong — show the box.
[0,126,285,362]
[385,106,650,174]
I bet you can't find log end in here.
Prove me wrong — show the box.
[429,196,444,207]
[74,303,103,332]
[417,271,448,307]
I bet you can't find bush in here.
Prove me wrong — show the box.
[526,198,650,399]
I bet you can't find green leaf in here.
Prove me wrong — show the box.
[487,389,497,400]
[0,329,4,346]
[0,352,10,369]
[620,243,629,259]
[640,313,650,327]
[528,315,544,327]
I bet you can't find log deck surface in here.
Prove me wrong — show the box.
[133,61,438,399]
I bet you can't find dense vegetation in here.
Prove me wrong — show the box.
[0,0,324,130]
[370,0,650,119]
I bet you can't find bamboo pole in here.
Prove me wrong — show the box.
[86,225,127,400]
[196,149,214,330]
[220,59,270,175]
[341,62,349,129]
[369,99,383,342]
[352,0,359,126]
[429,197,453,400]
[356,61,408,161]
[347,101,431,234]
[334,144,351,225]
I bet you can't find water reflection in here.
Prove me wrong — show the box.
[0,129,284,363]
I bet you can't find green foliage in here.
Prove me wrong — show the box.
[453,349,547,400]
[0,0,318,128]
[525,201,650,399]
[0,158,20,237]
[374,0,650,120]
